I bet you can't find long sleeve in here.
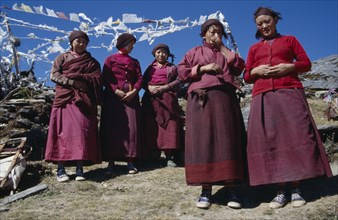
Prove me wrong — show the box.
[289,36,311,73]
[229,53,245,76]
[50,53,71,86]
[102,57,118,93]
[132,60,143,91]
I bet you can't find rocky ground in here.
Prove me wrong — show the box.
[0,160,337,220]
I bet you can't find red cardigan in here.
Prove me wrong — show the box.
[102,53,143,93]
[244,35,311,97]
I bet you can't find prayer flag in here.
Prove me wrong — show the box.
[33,6,45,15]
[69,13,81,22]
[56,12,68,20]
[46,8,58,17]
[12,3,21,11]
[21,4,34,13]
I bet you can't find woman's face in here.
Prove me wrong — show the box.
[204,24,223,48]
[71,37,88,54]
[154,48,168,64]
[255,15,277,39]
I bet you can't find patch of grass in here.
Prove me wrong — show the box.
[323,133,337,162]
[308,99,338,126]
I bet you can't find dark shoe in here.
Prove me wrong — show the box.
[227,189,242,209]
[167,159,178,167]
[56,168,69,182]
[105,164,114,177]
[127,162,138,174]
[269,191,288,209]
[75,169,86,181]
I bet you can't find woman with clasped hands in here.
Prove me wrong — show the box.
[244,7,332,209]
[100,33,143,176]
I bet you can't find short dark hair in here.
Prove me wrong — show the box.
[200,19,227,39]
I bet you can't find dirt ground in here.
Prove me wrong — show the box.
[0,97,337,219]
[0,159,337,220]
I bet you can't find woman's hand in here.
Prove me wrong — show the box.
[153,85,170,96]
[250,65,271,77]
[71,79,89,92]
[200,63,223,75]
[267,63,295,77]
[251,63,295,78]
[148,85,159,94]
[220,45,236,65]
[122,89,137,102]
[115,89,126,99]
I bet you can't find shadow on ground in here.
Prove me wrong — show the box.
[211,175,338,209]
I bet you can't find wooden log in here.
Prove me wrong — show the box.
[0,184,48,205]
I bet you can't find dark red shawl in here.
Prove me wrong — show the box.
[142,63,181,128]
[53,52,102,113]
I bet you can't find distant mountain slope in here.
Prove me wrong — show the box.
[300,54,338,89]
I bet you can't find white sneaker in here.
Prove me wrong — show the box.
[57,174,70,182]
[75,176,86,181]
[269,191,288,209]
[196,191,211,209]
[291,189,306,207]
[227,189,242,209]
[127,162,138,174]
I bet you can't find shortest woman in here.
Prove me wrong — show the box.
[141,44,182,167]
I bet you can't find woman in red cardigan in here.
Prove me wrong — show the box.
[244,7,332,209]
[100,33,143,176]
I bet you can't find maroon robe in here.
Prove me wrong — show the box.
[244,34,332,186]
[177,42,246,185]
[45,51,102,164]
[100,53,143,161]
[141,61,181,158]
[247,89,332,185]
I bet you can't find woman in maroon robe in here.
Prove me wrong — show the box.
[141,44,182,167]
[177,19,246,209]
[244,7,332,209]
[100,33,143,175]
[45,30,103,182]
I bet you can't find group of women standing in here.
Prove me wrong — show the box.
[44,6,332,210]
[45,32,182,178]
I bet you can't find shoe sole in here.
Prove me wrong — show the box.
[269,202,287,209]
[57,177,69,182]
[196,202,211,209]
[291,201,306,207]
[75,176,86,181]
[227,201,242,209]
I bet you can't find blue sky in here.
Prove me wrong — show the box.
[1,0,337,87]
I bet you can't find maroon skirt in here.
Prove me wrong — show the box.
[45,102,101,164]
[100,93,142,161]
[184,86,246,185]
[141,92,181,152]
[247,88,332,186]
